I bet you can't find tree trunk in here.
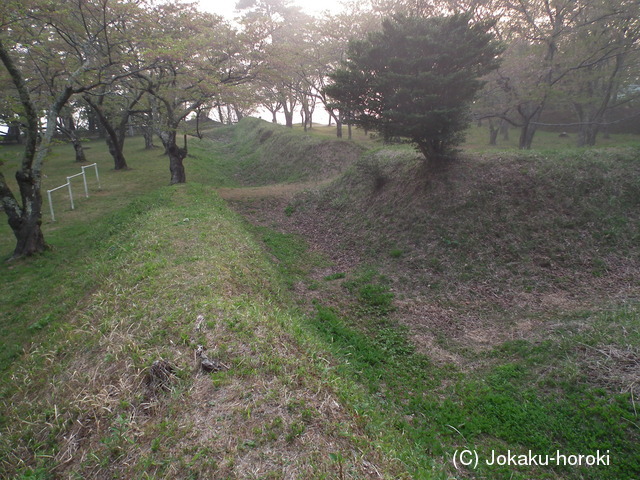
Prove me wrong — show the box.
[11,213,46,257]
[488,119,499,145]
[515,95,546,150]
[143,124,155,149]
[6,124,22,144]
[168,144,187,184]
[282,106,294,128]
[0,37,53,259]
[12,172,46,256]
[226,104,233,125]
[160,131,187,184]
[416,141,447,168]
[144,105,158,149]
[301,94,311,131]
[516,102,542,150]
[308,96,315,129]
[280,94,296,128]
[85,97,129,170]
[0,170,47,258]
[59,115,87,163]
[73,141,87,163]
[500,119,509,141]
[194,109,203,139]
[109,126,128,169]
[106,136,128,170]
[85,90,143,169]
[574,54,624,148]
[577,122,600,147]
[86,105,100,137]
[518,122,537,150]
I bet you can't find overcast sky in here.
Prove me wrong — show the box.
[197,0,347,19]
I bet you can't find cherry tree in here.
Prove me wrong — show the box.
[140,2,254,184]
[0,0,144,258]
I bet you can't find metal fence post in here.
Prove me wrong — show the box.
[47,189,56,222]
[67,181,74,210]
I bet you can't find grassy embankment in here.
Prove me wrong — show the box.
[1,119,639,479]
[0,133,407,478]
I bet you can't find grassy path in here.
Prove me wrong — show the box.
[217,179,332,201]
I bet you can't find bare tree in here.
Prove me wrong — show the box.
[476,0,640,149]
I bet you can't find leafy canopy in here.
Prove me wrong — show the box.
[326,13,502,162]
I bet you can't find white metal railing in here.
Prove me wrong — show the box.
[46,163,101,221]
[46,182,74,222]
[82,163,101,190]
[67,172,87,198]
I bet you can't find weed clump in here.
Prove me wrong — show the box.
[145,359,176,396]
[344,269,395,315]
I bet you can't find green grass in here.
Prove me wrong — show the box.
[0,137,170,372]
[256,224,639,479]
[343,268,395,316]
[462,124,640,152]
[308,145,640,308]
[302,122,640,152]
[309,272,639,480]
[293,123,378,147]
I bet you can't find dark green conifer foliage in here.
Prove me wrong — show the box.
[326,13,502,162]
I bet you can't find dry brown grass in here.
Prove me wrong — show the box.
[579,343,640,395]
[217,179,333,202]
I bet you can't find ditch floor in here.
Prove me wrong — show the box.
[218,181,640,386]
